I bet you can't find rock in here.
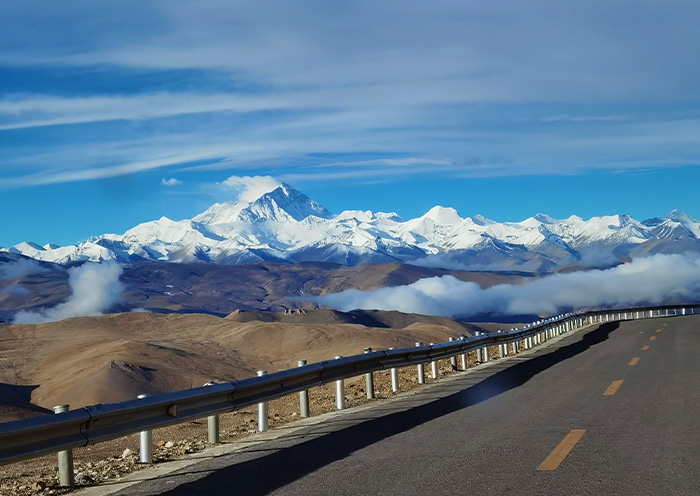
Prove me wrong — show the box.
[34,481,47,491]
[156,440,165,447]
[164,441,175,448]
[121,448,133,459]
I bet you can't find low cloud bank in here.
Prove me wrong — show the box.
[312,254,700,319]
[13,262,125,324]
[0,258,49,279]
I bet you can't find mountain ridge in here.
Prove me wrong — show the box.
[3,182,699,272]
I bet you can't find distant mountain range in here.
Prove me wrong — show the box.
[3,183,699,272]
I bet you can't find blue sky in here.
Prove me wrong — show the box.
[1,1,700,247]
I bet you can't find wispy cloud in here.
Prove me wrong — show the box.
[1,0,700,191]
[541,114,630,123]
[0,92,296,130]
[160,177,182,186]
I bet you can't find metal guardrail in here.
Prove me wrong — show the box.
[0,304,698,471]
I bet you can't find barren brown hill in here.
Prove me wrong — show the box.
[0,310,499,417]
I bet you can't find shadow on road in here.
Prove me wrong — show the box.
[153,322,619,495]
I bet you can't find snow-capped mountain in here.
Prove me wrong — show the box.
[3,183,699,272]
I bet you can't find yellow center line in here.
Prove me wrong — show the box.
[603,380,624,396]
[628,357,640,366]
[663,323,668,326]
[537,429,587,471]
[656,329,662,333]
[641,345,650,351]
[649,336,657,341]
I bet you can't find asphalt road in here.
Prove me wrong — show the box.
[108,315,700,496]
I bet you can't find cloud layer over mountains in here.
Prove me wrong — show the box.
[313,253,700,319]
[12,262,124,324]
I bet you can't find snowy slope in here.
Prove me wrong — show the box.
[3,182,699,272]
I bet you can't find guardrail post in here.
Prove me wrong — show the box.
[448,337,458,369]
[334,357,346,409]
[475,332,482,361]
[298,360,311,416]
[363,349,375,400]
[430,343,438,379]
[389,348,400,393]
[416,342,426,384]
[460,337,468,369]
[203,383,220,444]
[136,394,153,463]
[257,371,269,431]
[481,335,489,363]
[498,331,506,358]
[53,405,74,486]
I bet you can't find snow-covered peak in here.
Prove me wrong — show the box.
[643,210,699,239]
[193,202,246,225]
[533,213,557,224]
[238,184,333,223]
[422,206,463,224]
[8,242,41,256]
[468,214,495,226]
[337,210,375,222]
[194,183,333,225]
[666,209,694,223]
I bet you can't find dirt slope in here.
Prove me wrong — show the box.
[0,310,489,413]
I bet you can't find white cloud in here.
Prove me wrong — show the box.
[220,175,282,203]
[0,259,48,279]
[541,115,630,123]
[0,92,292,131]
[12,262,125,324]
[161,177,182,186]
[312,253,700,319]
